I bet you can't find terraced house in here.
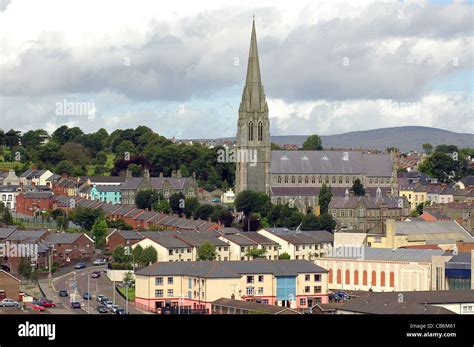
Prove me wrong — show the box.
[90,184,122,204]
[121,169,198,206]
[134,260,329,312]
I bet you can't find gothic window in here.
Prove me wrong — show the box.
[305,176,309,184]
[325,176,329,184]
[339,176,343,184]
[312,176,316,183]
[346,176,350,184]
[291,176,296,184]
[277,198,282,205]
[257,121,263,141]
[332,176,336,184]
[375,178,378,184]
[298,176,302,184]
[284,176,289,184]
[248,121,254,141]
[278,176,282,184]
[318,176,322,184]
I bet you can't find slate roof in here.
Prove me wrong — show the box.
[0,226,18,239]
[393,220,470,237]
[346,289,474,305]
[121,177,192,190]
[266,229,334,245]
[140,233,190,248]
[93,185,122,193]
[45,233,84,244]
[460,175,474,187]
[136,260,328,277]
[175,234,228,247]
[333,247,445,262]
[329,195,403,209]
[270,151,392,176]
[212,298,300,314]
[270,186,392,197]
[6,229,48,242]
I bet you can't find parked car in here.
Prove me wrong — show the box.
[83,292,92,300]
[100,297,110,304]
[91,271,101,278]
[0,299,19,308]
[110,304,120,313]
[74,263,87,269]
[96,294,104,302]
[93,258,107,266]
[336,291,350,300]
[58,290,69,297]
[26,301,45,312]
[212,198,221,203]
[329,293,343,302]
[71,302,81,309]
[104,300,114,309]
[38,298,56,308]
[115,308,126,315]
[96,304,108,313]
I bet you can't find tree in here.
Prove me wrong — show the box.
[69,207,104,231]
[91,218,108,249]
[55,160,75,175]
[211,207,234,227]
[197,242,216,261]
[52,125,83,144]
[2,208,13,225]
[235,190,271,218]
[318,184,332,214]
[415,202,424,216]
[319,213,337,232]
[300,214,320,231]
[352,179,366,196]
[4,129,21,148]
[113,246,129,263]
[19,258,32,279]
[132,244,143,266]
[123,271,135,286]
[422,143,433,155]
[183,197,200,218]
[194,204,214,220]
[278,252,291,260]
[418,151,458,182]
[141,246,158,265]
[154,200,171,213]
[94,151,108,165]
[135,190,161,210]
[61,142,92,166]
[169,192,185,215]
[302,135,323,150]
[245,248,267,259]
[106,218,133,230]
[127,163,142,177]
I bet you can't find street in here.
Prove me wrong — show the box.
[52,265,141,315]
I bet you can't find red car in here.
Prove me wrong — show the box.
[38,298,56,308]
[26,301,45,312]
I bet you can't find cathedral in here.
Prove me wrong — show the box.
[235,20,398,212]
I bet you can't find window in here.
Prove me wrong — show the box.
[354,270,359,285]
[258,275,264,282]
[305,176,309,184]
[241,246,245,252]
[371,271,377,286]
[247,276,254,284]
[257,121,263,141]
[278,176,282,184]
[248,121,254,141]
[291,176,296,184]
[246,287,255,296]
[298,176,302,183]
[329,269,333,284]
[314,274,321,282]
[363,271,367,286]
[337,269,342,284]
[168,277,173,285]
[380,271,385,287]
[390,272,395,287]
[262,299,269,304]
[169,249,173,256]
[296,246,299,251]
[258,287,264,295]
[300,298,306,306]
[339,176,343,184]
[314,286,321,294]
[332,176,336,183]
[284,176,289,184]
[155,277,163,285]
[346,176,350,184]
[304,286,310,293]
[305,274,310,281]
[167,289,174,297]
[155,289,163,297]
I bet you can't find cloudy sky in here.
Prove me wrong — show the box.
[0,0,473,138]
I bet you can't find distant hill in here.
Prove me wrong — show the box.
[209,126,474,152]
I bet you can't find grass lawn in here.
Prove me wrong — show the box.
[86,152,116,176]
[118,286,135,301]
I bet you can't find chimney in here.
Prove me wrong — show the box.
[386,219,396,248]
[159,172,164,178]
[144,168,150,180]
[171,170,177,178]
[344,188,349,199]
[177,170,182,179]
[126,169,132,179]
[192,171,196,180]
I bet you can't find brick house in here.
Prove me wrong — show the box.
[106,229,144,252]
[0,270,20,301]
[15,192,55,216]
[44,233,95,265]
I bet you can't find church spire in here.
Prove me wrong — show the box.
[242,18,266,111]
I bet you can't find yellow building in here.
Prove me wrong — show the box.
[219,232,280,260]
[134,260,329,312]
[399,185,427,210]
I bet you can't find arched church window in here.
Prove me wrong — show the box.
[278,176,282,184]
[332,176,336,184]
[284,176,289,184]
[318,176,322,184]
[248,121,254,141]
[312,176,316,184]
[339,176,343,184]
[277,198,282,205]
[346,176,350,184]
[298,176,302,184]
[291,176,296,184]
[305,176,309,184]
[325,176,329,184]
[257,121,263,141]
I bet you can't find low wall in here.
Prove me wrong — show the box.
[107,269,135,282]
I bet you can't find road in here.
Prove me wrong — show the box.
[52,265,142,315]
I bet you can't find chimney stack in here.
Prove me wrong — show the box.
[171,170,177,178]
[192,171,196,180]
[126,169,132,179]
[144,168,150,180]
[159,172,164,178]
[177,170,182,179]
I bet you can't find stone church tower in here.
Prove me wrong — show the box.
[235,19,271,194]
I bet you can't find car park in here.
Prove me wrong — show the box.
[0,299,19,308]
[59,290,69,297]
[91,271,101,278]
[38,298,56,308]
[71,302,81,309]
[74,262,87,269]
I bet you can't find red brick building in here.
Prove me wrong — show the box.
[15,192,55,216]
[0,270,20,301]
[44,233,95,265]
[106,229,144,252]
